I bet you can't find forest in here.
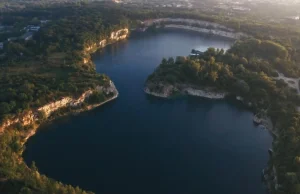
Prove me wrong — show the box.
[146,38,300,194]
[1,1,300,194]
[0,2,130,194]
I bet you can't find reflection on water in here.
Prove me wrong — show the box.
[24,30,271,194]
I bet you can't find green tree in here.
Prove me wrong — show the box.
[0,102,11,115]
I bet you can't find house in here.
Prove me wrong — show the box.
[26,25,40,32]
[0,42,3,49]
[191,49,204,56]
[21,32,33,41]
[29,26,40,32]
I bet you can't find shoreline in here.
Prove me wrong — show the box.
[145,83,276,132]
[141,18,249,40]
[1,23,278,193]
[145,81,277,191]
[163,24,246,40]
[144,83,227,99]
[23,90,119,144]
[0,27,126,194]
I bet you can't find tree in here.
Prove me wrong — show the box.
[233,80,250,95]
[161,58,167,65]
[0,102,11,115]
[19,93,28,101]
[167,57,175,65]
[175,56,186,64]
[209,71,218,82]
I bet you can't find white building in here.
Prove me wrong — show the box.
[21,32,33,41]
[29,26,40,31]
[26,25,40,32]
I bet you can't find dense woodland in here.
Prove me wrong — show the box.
[1,1,300,194]
[0,3,131,194]
[147,38,300,194]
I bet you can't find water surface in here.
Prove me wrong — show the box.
[24,30,272,194]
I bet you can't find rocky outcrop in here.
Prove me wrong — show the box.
[38,97,73,118]
[0,111,35,133]
[99,39,107,48]
[182,86,226,99]
[83,58,89,64]
[83,28,129,64]
[144,83,176,98]
[0,81,118,133]
[144,18,231,29]
[253,114,274,134]
[84,28,129,54]
[39,80,118,118]
[110,29,129,41]
[164,24,247,39]
[142,18,248,40]
[144,82,227,99]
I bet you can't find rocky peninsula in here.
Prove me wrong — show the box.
[0,28,129,135]
[0,80,119,138]
[144,82,226,99]
[144,38,299,193]
[0,27,129,194]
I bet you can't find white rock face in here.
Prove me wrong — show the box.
[164,24,247,39]
[99,39,107,47]
[38,97,73,117]
[0,111,35,133]
[152,18,230,30]
[144,86,174,98]
[253,114,273,132]
[83,58,89,64]
[142,18,248,39]
[83,28,129,64]
[110,29,129,40]
[183,87,226,99]
[145,83,226,99]
[0,81,118,132]
[69,90,93,108]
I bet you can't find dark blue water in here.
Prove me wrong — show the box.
[24,30,272,194]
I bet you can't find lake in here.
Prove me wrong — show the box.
[24,30,272,194]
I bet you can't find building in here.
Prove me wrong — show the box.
[26,25,40,32]
[29,26,40,32]
[21,32,33,41]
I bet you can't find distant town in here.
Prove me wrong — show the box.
[0,0,299,55]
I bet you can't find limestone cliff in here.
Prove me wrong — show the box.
[142,18,248,39]
[164,24,246,39]
[0,111,35,134]
[110,29,129,41]
[144,82,226,99]
[84,28,129,53]
[0,81,118,133]
[83,28,129,65]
